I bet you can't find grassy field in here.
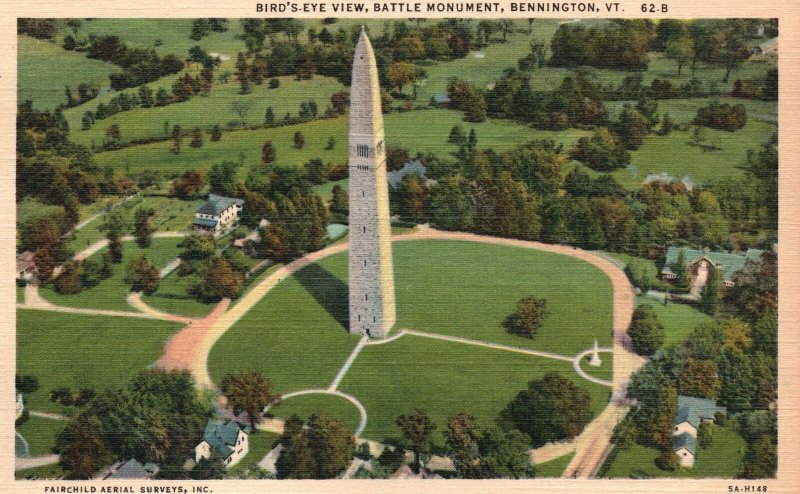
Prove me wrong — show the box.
[392,240,613,355]
[578,354,613,381]
[93,109,587,175]
[602,424,746,478]
[65,75,346,148]
[16,309,182,413]
[227,430,281,475]
[268,393,362,434]
[17,35,118,110]
[17,198,63,227]
[16,416,65,457]
[635,296,712,348]
[65,195,199,254]
[15,463,65,480]
[142,272,215,318]
[339,335,610,444]
[536,452,574,478]
[40,237,184,312]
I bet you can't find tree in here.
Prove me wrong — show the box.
[387,62,421,95]
[190,454,226,479]
[699,267,723,315]
[170,125,182,154]
[55,415,113,479]
[396,408,436,471]
[503,372,592,447]
[503,296,547,338]
[16,375,39,394]
[277,414,354,479]
[133,207,155,248]
[209,161,238,196]
[445,413,480,478]
[716,347,754,412]
[55,261,83,294]
[81,255,111,288]
[220,371,280,428]
[210,124,222,141]
[330,185,348,215]
[139,85,155,108]
[124,256,160,295]
[477,428,533,479]
[293,131,305,149]
[265,106,275,126]
[108,236,124,263]
[697,422,714,448]
[613,104,650,150]
[230,100,250,125]
[197,256,244,300]
[190,127,203,148]
[569,128,629,172]
[171,170,207,198]
[674,249,690,290]
[181,234,216,260]
[628,304,665,355]
[679,358,721,399]
[741,435,777,479]
[261,140,276,164]
[103,209,129,263]
[665,37,694,75]
[448,125,467,144]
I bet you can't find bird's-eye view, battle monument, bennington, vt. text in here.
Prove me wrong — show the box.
[13,16,778,482]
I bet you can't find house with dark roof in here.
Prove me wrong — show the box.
[660,246,764,294]
[104,458,159,480]
[672,395,727,467]
[16,251,38,282]
[192,194,244,236]
[194,419,248,468]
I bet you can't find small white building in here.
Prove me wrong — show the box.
[192,194,244,236]
[195,419,248,468]
[16,393,24,419]
[672,395,727,467]
[16,251,38,282]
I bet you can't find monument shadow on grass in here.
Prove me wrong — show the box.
[293,263,350,331]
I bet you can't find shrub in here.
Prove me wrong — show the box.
[693,101,747,131]
[503,296,548,338]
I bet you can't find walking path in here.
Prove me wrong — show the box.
[155,298,230,377]
[15,454,60,471]
[403,329,575,363]
[263,388,369,437]
[29,411,68,421]
[61,193,139,240]
[126,292,195,324]
[572,347,614,387]
[15,431,30,458]
[328,336,368,391]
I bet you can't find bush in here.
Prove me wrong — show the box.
[628,304,665,355]
[697,422,714,448]
[624,259,659,292]
[503,296,548,338]
[655,449,681,470]
[693,101,747,131]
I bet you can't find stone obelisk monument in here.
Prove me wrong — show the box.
[348,29,396,338]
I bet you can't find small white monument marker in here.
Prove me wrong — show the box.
[589,339,602,367]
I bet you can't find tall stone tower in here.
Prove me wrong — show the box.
[348,30,396,338]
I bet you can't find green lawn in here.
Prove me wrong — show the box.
[228,430,281,475]
[142,272,214,318]
[94,109,587,176]
[578,354,613,381]
[40,237,184,312]
[15,463,65,480]
[17,35,118,110]
[339,335,610,444]
[16,416,65,457]
[635,296,712,348]
[208,266,363,393]
[16,309,182,413]
[268,393,362,434]
[536,452,574,478]
[603,424,746,478]
[17,286,26,303]
[65,75,346,148]
[392,240,612,355]
[17,197,63,227]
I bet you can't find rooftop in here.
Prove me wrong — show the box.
[674,395,726,429]
[661,246,764,281]
[196,194,244,216]
[202,419,243,459]
[673,431,698,455]
[106,458,158,480]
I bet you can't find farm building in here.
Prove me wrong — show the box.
[672,395,727,468]
[660,247,764,294]
[192,194,244,236]
[194,419,249,468]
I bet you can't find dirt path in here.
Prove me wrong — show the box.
[530,440,577,464]
[126,292,195,324]
[15,454,60,471]
[155,298,230,378]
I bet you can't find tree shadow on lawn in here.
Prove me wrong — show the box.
[293,263,349,331]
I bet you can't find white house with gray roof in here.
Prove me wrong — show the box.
[192,194,244,236]
[672,395,727,467]
[194,419,248,468]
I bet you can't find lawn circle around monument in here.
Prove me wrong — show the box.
[208,231,619,443]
